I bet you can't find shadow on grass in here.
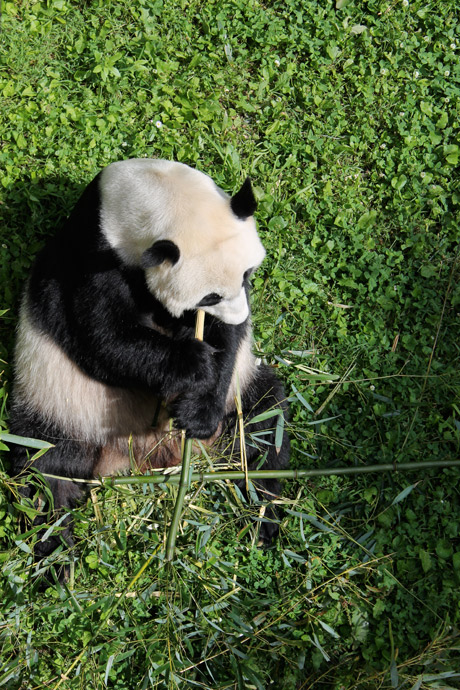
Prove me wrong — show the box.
[0,174,89,363]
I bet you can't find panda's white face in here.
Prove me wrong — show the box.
[99,159,265,324]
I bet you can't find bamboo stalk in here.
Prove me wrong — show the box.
[42,459,460,488]
[165,309,205,561]
[234,375,249,491]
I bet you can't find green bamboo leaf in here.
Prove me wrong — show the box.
[0,659,21,686]
[243,664,265,690]
[390,483,418,506]
[422,672,460,681]
[307,414,342,426]
[13,502,42,520]
[248,409,282,425]
[15,539,32,554]
[275,411,285,451]
[283,549,307,563]
[390,659,399,688]
[294,366,339,381]
[40,512,70,543]
[202,600,230,614]
[311,633,330,661]
[292,384,314,412]
[0,432,54,449]
[104,654,115,685]
[318,620,340,639]
[302,514,335,533]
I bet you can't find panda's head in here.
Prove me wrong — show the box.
[99,159,266,325]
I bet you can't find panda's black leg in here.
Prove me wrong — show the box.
[231,364,290,542]
[10,422,97,570]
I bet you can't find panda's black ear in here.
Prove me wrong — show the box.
[230,177,257,220]
[141,240,180,268]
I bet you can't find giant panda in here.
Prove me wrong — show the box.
[9,159,289,557]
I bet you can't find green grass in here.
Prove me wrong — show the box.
[1,0,460,687]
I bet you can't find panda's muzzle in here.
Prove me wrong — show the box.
[199,287,249,325]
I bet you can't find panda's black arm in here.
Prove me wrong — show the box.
[78,291,243,419]
[73,312,220,400]
[27,268,219,399]
[77,319,218,398]
[73,298,243,438]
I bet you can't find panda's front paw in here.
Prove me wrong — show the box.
[171,394,223,439]
[168,339,218,395]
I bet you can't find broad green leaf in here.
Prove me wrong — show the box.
[391,174,407,192]
[429,130,443,145]
[420,101,432,116]
[436,539,453,560]
[453,552,460,572]
[444,145,459,164]
[421,265,437,278]
[357,210,377,229]
[419,548,432,573]
[327,43,340,60]
[437,111,448,129]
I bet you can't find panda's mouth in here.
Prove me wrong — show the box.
[200,287,249,325]
[196,292,222,307]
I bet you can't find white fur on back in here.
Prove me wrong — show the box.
[14,306,160,445]
[99,159,265,323]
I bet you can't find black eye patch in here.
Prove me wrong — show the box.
[197,293,223,307]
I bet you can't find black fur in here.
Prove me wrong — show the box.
[141,240,180,268]
[9,168,289,559]
[230,178,257,220]
[227,363,289,542]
